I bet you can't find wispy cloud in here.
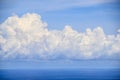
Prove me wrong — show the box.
[1,0,116,11]
[34,0,117,11]
[0,13,120,60]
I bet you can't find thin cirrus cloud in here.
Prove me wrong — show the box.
[37,0,117,11]
[1,0,117,11]
[34,0,117,11]
[0,13,120,60]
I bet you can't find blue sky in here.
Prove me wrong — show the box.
[0,0,120,34]
[0,0,120,61]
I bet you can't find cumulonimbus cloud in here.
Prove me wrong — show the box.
[0,13,120,60]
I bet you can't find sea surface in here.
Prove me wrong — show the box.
[0,68,120,80]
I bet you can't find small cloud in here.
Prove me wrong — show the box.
[118,29,120,33]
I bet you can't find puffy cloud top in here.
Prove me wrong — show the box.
[0,13,120,60]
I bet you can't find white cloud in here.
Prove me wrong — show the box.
[0,13,120,60]
[60,0,116,7]
[38,0,117,11]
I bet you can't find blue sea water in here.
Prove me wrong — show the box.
[0,68,120,80]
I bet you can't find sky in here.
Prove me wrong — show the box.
[0,0,120,34]
[0,0,120,62]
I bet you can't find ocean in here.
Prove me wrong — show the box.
[0,68,120,80]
